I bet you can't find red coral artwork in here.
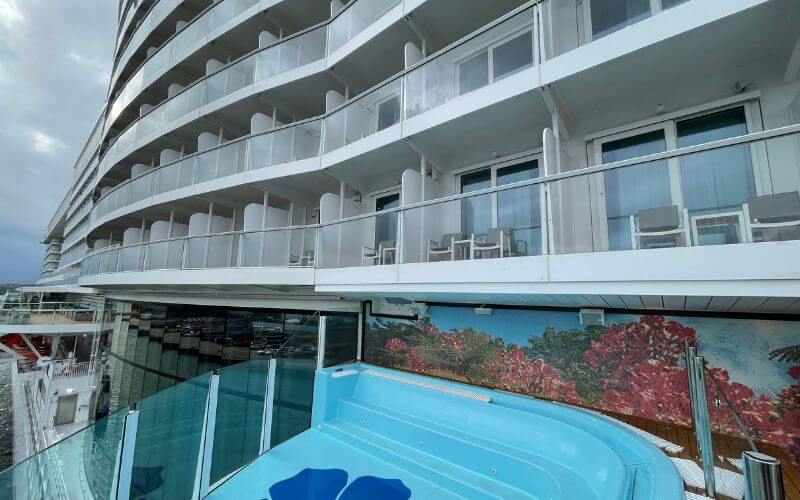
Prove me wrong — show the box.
[368,311,800,463]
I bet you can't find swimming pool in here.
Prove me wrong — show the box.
[209,363,684,499]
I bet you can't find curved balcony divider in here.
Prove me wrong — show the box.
[99,24,327,183]
[113,0,182,89]
[328,0,400,54]
[92,118,323,222]
[81,225,318,277]
[323,77,403,153]
[107,0,260,129]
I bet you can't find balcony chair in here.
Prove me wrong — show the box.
[629,205,690,249]
[472,228,513,259]
[743,192,800,242]
[289,250,315,267]
[362,240,397,266]
[427,233,465,262]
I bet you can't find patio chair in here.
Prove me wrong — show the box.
[473,228,513,259]
[743,192,800,242]
[289,250,315,267]
[362,240,397,265]
[630,205,690,249]
[427,233,464,262]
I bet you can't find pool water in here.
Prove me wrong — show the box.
[208,364,683,499]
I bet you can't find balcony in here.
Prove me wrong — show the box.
[0,302,100,335]
[92,118,323,225]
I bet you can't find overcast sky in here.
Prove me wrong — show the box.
[0,0,115,283]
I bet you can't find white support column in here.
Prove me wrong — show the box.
[356,311,363,361]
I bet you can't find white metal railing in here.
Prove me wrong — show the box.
[81,124,800,277]
[52,361,92,380]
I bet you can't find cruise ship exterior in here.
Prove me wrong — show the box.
[1,0,800,498]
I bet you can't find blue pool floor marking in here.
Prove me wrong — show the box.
[267,468,411,500]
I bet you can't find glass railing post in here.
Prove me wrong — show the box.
[685,341,716,498]
[114,409,140,500]
[260,358,277,454]
[742,452,785,500]
[194,372,220,499]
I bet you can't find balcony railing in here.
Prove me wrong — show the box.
[82,126,800,278]
[107,0,260,128]
[327,0,400,54]
[0,303,100,326]
[112,0,181,88]
[93,117,323,221]
[99,23,326,183]
[81,225,317,276]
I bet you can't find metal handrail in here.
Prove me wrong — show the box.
[81,125,800,273]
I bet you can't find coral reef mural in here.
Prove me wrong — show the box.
[365,306,800,462]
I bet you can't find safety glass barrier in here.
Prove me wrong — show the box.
[107,0,259,126]
[540,0,689,60]
[0,307,98,325]
[318,214,396,269]
[400,185,545,264]
[323,78,402,153]
[549,132,800,255]
[143,239,187,270]
[0,406,129,499]
[328,0,401,54]
[239,228,317,268]
[128,372,211,499]
[208,360,271,488]
[256,25,327,80]
[93,120,321,223]
[404,7,535,119]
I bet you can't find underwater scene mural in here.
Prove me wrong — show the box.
[364,305,800,462]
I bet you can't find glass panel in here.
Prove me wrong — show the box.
[497,160,542,256]
[493,30,533,80]
[458,51,489,95]
[677,107,755,245]
[270,313,318,447]
[323,314,359,367]
[210,360,269,485]
[590,0,651,39]
[130,372,210,499]
[0,407,129,499]
[377,96,401,131]
[601,129,670,250]
[661,0,688,8]
[375,193,400,247]
[461,169,492,238]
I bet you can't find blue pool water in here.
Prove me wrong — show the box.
[209,364,683,499]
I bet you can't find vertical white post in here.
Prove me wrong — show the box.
[260,359,277,454]
[317,315,328,370]
[356,311,363,361]
[114,409,139,500]
[194,373,220,499]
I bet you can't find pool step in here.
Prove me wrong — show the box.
[321,420,530,499]
[328,397,603,498]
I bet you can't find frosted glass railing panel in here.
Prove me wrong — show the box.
[185,234,238,269]
[209,360,269,485]
[324,79,402,153]
[319,215,386,269]
[248,120,322,171]
[0,407,129,500]
[164,84,204,125]
[203,55,256,105]
[119,245,145,272]
[144,239,186,270]
[130,372,210,499]
[130,171,154,204]
[255,26,327,81]
[211,0,259,32]
[100,248,120,273]
[194,140,248,183]
[155,157,194,194]
[239,228,316,267]
[404,8,535,118]
[328,0,401,53]
[135,107,164,143]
